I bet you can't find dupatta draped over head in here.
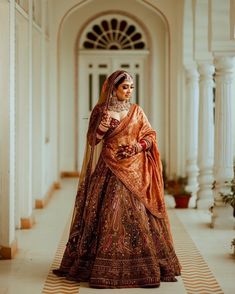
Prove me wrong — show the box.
[74,70,167,227]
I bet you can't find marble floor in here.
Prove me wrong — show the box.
[0,178,234,294]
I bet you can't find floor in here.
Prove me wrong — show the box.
[0,178,234,294]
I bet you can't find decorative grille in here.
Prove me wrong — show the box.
[83,18,146,50]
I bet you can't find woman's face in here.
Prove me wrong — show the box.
[116,80,134,101]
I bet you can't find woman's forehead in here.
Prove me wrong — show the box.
[120,80,134,85]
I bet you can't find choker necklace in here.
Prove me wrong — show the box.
[108,96,131,112]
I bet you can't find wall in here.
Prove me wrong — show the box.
[0,0,58,258]
[0,0,16,257]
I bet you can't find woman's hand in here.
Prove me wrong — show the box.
[116,143,142,160]
[100,110,112,128]
[96,110,112,142]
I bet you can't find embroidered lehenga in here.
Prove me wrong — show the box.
[53,71,181,288]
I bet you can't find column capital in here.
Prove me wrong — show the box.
[185,66,199,84]
[214,56,235,72]
[214,56,235,83]
[198,63,215,77]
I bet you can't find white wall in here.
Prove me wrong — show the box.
[0,0,57,245]
[14,1,56,209]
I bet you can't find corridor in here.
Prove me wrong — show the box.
[0,1,235,293]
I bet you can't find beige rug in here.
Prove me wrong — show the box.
[169,211,223,294]
[42,220,80,294]
[42,210,223,294]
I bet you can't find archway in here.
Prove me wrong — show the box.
[57,0,170,174]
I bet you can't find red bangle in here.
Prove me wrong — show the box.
[139,139,147,151]
[97,127,106,136]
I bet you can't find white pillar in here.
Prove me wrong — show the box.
[212,56,235,228]
[41,1,47,199]
[15,0,34,229]
[48,0,60,185]
[197,63,215,209]
[32,29,43,204]
[24,0,34,227]
[185,67,199,208]
[0,0,17,259]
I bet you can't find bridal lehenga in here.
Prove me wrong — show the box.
[53,71,181,288]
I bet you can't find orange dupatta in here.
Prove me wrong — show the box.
[88,103,167,219]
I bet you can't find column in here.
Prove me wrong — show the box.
[0,0,17,259]
[41,0,46,200]
[22,0,34,228]
[15,0,34,229]
[212,56,235,228]
[185,66,199,208]
[197,63,215,209]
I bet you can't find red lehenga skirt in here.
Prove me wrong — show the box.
[53,156,181,288]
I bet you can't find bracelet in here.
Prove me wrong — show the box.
[139,139,147,151]
[133,142,142,154]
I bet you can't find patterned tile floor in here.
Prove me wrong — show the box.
[0,178,234,294]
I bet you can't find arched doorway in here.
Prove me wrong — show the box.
[76,14,150,170]
[57,1,170,175]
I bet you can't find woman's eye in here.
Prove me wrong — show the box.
[122,86,134,90]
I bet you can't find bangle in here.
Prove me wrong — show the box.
[139,139,147,151]
[134,142,142,154]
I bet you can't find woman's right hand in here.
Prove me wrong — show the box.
[101,110,112,128]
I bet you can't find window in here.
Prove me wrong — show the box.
[83,18,146,50]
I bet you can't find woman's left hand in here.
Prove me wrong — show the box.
[116,143,142,159]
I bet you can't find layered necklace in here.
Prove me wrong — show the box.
[108,96,131,112]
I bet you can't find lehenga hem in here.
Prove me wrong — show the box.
[91,277,162,288]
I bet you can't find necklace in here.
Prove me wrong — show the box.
[108,96,131,112]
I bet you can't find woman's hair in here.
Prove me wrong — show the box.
[114,75,127,89]
[111,71,133,89]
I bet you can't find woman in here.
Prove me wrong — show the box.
[53,70,181,288]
